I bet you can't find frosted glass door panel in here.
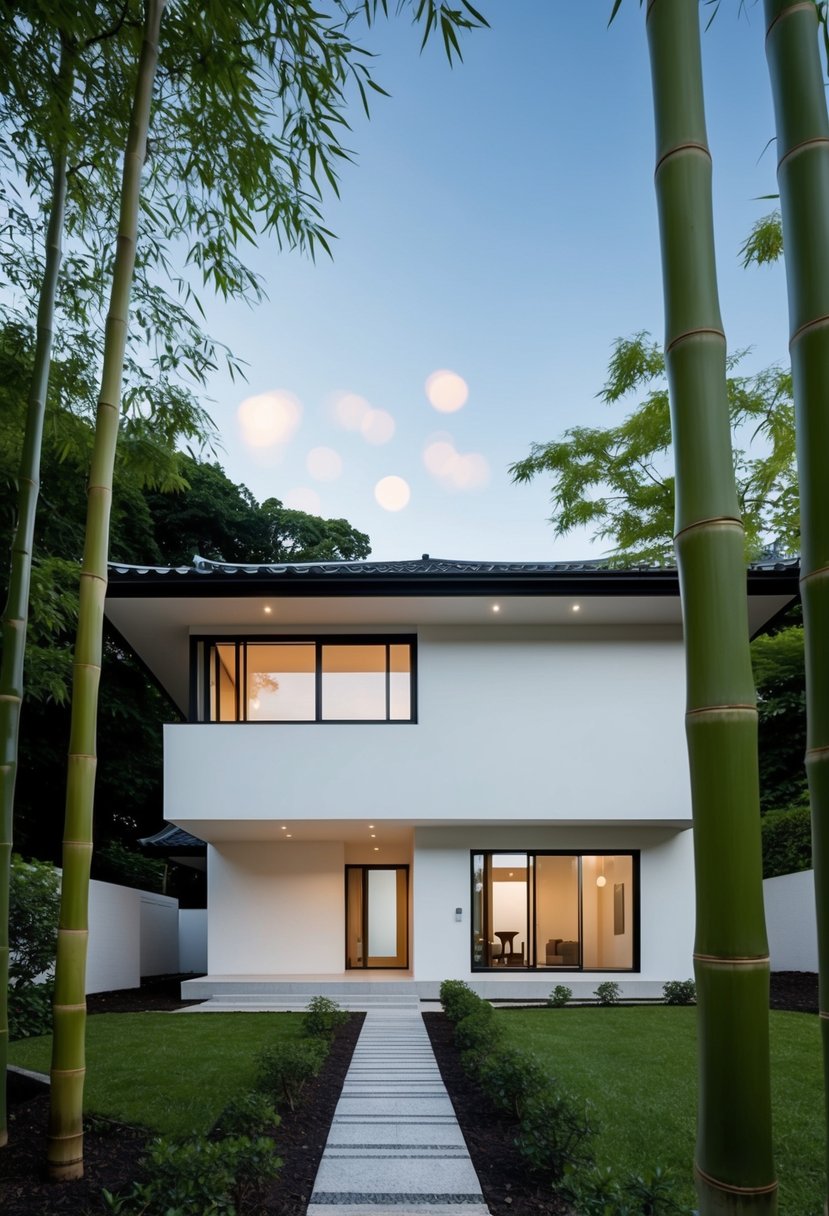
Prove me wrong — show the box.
[368,870,397,957]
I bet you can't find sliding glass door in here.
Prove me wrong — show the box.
[345,865,409,969]
[471,851,637,971]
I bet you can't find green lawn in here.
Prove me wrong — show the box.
[9,1012,304,1136]
[497,1007,822,1216]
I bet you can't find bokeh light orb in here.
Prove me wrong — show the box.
[283,486,322,515]
[306,446,343,481]
[361,408,396,445]
[333,392,371,431]
[425,369,469,413]
[375,475,411,512]
[237,390,301,448]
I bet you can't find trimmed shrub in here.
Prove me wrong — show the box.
[454,1004,498,1054]
[762,803,811,878]
[255,1040,326,1112]
[439,979,481,1023]
[515,1085,595,1181]
[103,1133,281,1215]
[212,1091,280,1139]
[662,979,696,1006]
[304,995,349,1040]
[594,981,621,1006]
[564,1164,694,1215]
[477,1047,550,1121]
[547,984,573,1008]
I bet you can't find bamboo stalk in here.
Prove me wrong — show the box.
[646,2,777,1211]
[764,3,829,1209]
[47,0,166,1180]
[0,47,72,1149]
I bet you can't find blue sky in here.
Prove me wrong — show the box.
[194,2,790,563]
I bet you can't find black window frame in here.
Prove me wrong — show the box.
[189,634,418,725]
[470,849,640,973]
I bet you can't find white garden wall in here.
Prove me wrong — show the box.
[763,869,817,973]
[86,880,182,994]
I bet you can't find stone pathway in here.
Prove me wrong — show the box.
[307,1007,491,1216]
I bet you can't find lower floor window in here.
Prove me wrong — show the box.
[471,851,638,971]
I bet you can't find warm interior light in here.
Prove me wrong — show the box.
[281,825,287,830]
[264,605,272,615]
[373,846,380,851]
[286,834,293,838]
[596,874,607,888]
[368,824,375,829]
[371,834,376,838]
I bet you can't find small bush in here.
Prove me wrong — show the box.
[515,1086,595,1182]
[454,1004,498,1054]
[662,979,696,1006]
[9,980,53,1041]
[213,1091,280,1139]
[547,984,572,1008]
[477,1048,550,1121]
[439,979,481,1023]
[103,1133,281,1215]
[762,803,811,878]
[304,995,349,1040]
[564,1164,694,1215]
[256,1040,326,1112]
[594,981,621,1006]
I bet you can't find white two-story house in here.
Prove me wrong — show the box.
[105,554,797,999]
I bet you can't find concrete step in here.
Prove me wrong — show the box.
[179,993,424,1013]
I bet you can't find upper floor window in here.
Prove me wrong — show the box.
[191,637,415,723]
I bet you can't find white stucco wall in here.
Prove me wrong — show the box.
[208,842,346,973]
[411,825,695,984]
[764,869,817,973]
[139,891,179,976]
[87,880,141,994]
[165,626,690,830]
[179,909,208,974]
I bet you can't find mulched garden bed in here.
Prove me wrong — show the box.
[1,972,817,1216]
[1,979,363,1216]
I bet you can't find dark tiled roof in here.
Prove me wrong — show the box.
[140,824,206,853]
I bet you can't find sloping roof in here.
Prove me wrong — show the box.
[140,824,206,854]
[107,553,800,599]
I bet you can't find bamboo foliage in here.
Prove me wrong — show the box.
[763,1,829,1206]
[47,0,166,1180]
[645,2,777,1211]
[0,47,72,1148]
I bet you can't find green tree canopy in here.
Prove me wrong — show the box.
[510,333,798,566]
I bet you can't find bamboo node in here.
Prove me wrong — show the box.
[819,1010,829,1021]
[695,1163,778,1196]
[0,694,21,703]
[799,562,829,587]
[665,326,724,355]
[765,1,817,41]
[806,746,829,761]
[693,952,770,965]
[790,312,829,349]
[685,704,755,719]
[51,1067,86,1077]
[778,136,829,173]
[654,142,711,175]
[673,515,742,541]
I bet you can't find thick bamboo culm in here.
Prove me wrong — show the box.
[764,3,829,1209]
[646,2,777,1212]
[47,0,166,1180]
[0,121,69,1147]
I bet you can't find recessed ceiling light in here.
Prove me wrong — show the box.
[572,604,581,613]
[492,604,500,613]
[373,846,380,851]
[368,824,375,829]
[264,605,272,614]
[371,834,376,838]
[281,825,287,830]
[286,833,293,838]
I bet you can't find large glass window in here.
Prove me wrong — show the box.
[471,850,637,971]
[193,637,415,723]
